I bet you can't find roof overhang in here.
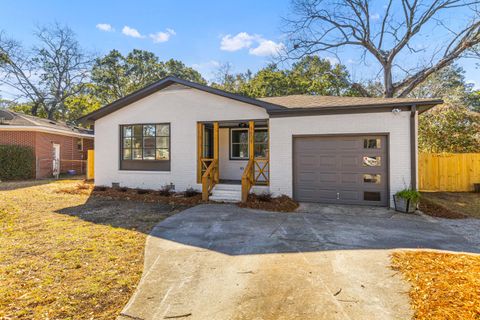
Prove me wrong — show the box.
[0,126,94,138]
[267,100,443,117]
[78,76,285,123]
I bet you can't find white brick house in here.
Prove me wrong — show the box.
[80,76,441,207]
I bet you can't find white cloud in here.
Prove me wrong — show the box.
[370,13,380,21]
[324,56,340,65]
[220,32,257,51]
[149,28,176,43]
[191,60,221,70]
[96,23,114,32]
[220,32,284,57]
[249,40,285,56]
[122,26,144,38]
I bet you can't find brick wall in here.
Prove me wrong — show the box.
[0,129,93,179]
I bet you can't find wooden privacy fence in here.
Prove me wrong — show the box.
[87,150,94,180]
[419,153,480,192]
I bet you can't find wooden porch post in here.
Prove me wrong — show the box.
[197,122,203,183]
[249,120,255,161]
[213,122,219,183]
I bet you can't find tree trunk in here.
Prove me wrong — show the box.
[383,64,394,98]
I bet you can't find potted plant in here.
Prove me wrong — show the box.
[393,188,421,213]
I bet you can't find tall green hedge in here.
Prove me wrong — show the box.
[0,145,35,180]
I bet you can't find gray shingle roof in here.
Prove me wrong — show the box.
[0,109,93,135]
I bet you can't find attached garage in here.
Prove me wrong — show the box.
[293,135,388,206]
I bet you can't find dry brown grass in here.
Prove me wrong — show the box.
[0,179,177,319]
[391,251,480,320]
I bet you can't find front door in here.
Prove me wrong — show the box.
[52,143,60,177]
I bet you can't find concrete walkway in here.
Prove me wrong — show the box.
[119,204,478,320]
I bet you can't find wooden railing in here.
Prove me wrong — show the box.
[253,159,269,185]
[241,159,255,202]
[202,159,218,201]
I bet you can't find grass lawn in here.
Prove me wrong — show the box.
[0,179,184,319]
[420,192,480,218]
[391,251,480,320]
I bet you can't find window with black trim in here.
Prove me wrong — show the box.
[120,124,170,171]
[230,128,268,160]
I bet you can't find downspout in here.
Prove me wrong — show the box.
[410,105,417,190]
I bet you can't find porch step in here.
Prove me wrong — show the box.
[210,184,242,202]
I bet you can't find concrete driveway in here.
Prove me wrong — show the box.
[119,204,478,320]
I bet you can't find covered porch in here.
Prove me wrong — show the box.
[197,119,270,202]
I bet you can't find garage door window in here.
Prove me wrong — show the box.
[364,138,381,149]
[363,156,381,167]
[363,174,381,183]
[364,191,381,201]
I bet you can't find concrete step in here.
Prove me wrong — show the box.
[213,184,241,191]
[210,184,242,202]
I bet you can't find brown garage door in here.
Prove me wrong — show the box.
[293,135,388,206]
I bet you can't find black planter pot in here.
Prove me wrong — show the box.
[393,195,417,213]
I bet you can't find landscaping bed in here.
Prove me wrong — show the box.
[56,181,203,206]
[0,180,183,319]
[420,192,479,219]
[391,251,480,320]
[238,193,299,212]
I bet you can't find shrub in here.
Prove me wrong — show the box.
[93,186,107,192]
[0,145,35,180]
[159,184,174,196]
[184,187,199,197]
[396,188,421,202]
[256,191,273,202]
[119,187,128,192]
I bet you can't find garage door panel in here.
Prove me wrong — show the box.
[293,135,388,206]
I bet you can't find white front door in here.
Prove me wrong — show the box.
[52,143,60,177]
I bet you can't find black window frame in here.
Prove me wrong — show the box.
[119,123,171,171]
[229,127,268,160]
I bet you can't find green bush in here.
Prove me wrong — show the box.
[395,188,421,203]
[0,145,35,180]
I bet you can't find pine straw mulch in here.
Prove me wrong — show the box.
[419,197,467,219]
[56,181,203,206]
[238,194,299,212]
[391,251,480,320]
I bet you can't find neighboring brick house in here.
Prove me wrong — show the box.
[0,110,93,179]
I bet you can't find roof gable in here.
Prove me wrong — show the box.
[79,76,285,121]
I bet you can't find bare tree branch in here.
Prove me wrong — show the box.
[283,0,480,97]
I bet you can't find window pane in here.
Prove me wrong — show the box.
[143,148,155,160]
[132,149,142,160]
[364,191,381,201]
[123,149,132,160]
[363,174,381,183]
[255,131,268,143]
[144,125,155,136]
[123,126,132,137]
[156,137,169,148]
[364,138,381,149]
[156,124,169,136]
[232,130,248,143]
[143,137,155,148]
[156,148,169,160]
[133,125,143,136]
[254,144,267,158]
[132,137,143,148]
[232,143,249,158]
[123,137,132,148]
[363,156,381,167]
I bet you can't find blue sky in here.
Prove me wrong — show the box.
[0,0,478,96]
